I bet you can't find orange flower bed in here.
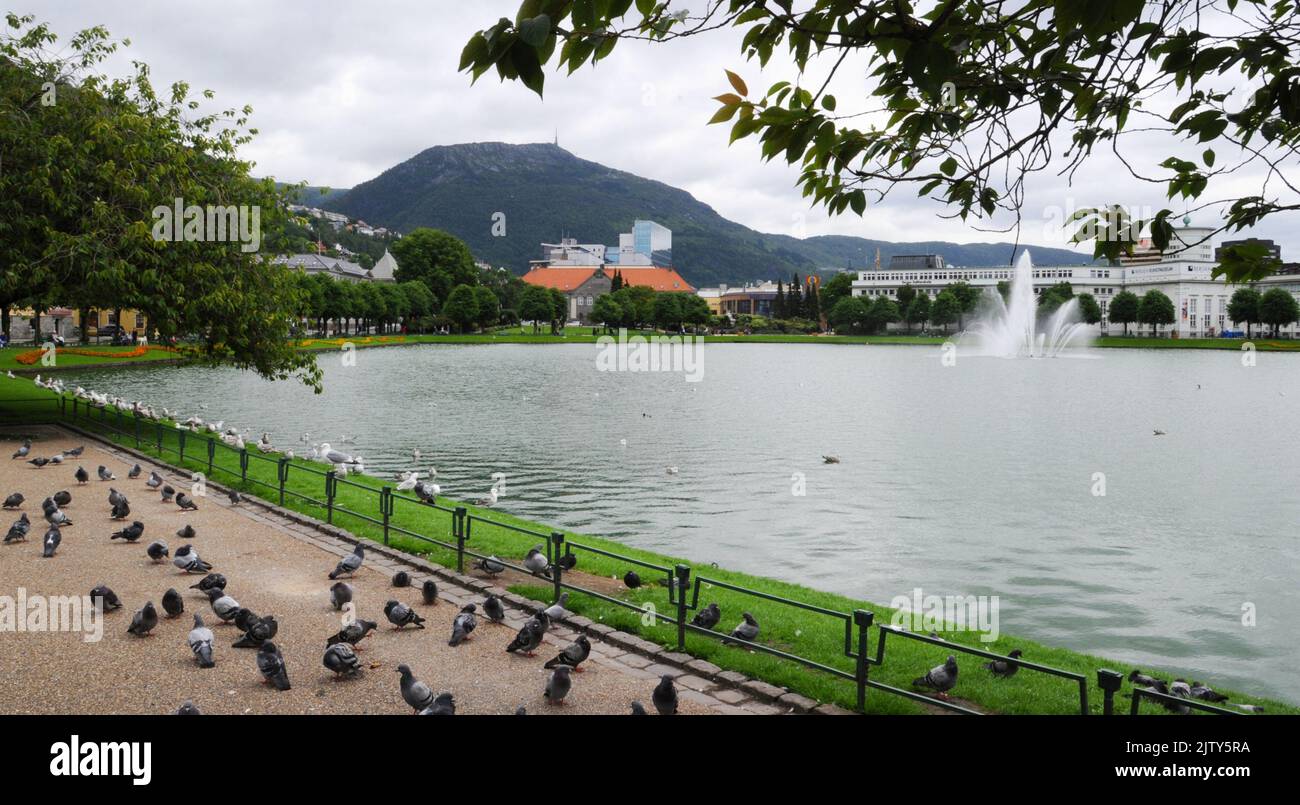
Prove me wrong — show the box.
[297,335,407,349]
[13,345,178,365]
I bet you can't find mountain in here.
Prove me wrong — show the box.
[276,183,349,208]
[320,142,1092,286]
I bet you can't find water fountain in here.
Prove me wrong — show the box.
[962,250,1091,357]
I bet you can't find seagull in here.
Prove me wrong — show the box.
[652,675,678,715]
[323,643,361,677]
[329,544,364,579]
[397,664,435,713]
[257,642,292,690]
[187,613,216,668]
[475,486,498,507]
[449,604,477,646]
[823,455,841,464]
[544,665,573,706]
[666,466,678,475]
[1153,429,1166,436]
[913,655,960,697]
[396,471,418,491]
[983,649,1023,678]
[318,443,353,465]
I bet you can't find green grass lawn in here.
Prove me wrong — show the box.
[0,344,182,371]
[0,372,1288,716]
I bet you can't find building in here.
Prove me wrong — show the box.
[273,251,397,283]
[535,220,673,268]
[718,282,781,317]
[519,265,694,323]
[849,222,1300,338]
[1216,238,1281,262]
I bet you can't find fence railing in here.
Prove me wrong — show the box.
[5,393,1250,717]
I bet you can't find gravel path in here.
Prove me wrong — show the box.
[0,426,729,715]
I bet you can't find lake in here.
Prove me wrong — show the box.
[61,341,1300,702]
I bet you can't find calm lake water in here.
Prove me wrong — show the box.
[62,342,1300,701]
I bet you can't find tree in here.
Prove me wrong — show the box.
[590,294,622,334]
[1228,288,1262,337]
[472,285,500,330]
[930,290,960,332]
[548,288,568,333]
[1108,291,1140,336]
[829,296,868,334]
[653,292,685,331]
[819,272,855,314]
[442,284,480,333]
[906,294,931,333]
[1037,281,1075,314]
[895,285,917,317]
[773,280,786,319]
[463,2,1300,283]
[804,279,821,325]
[391,228,478,303]
[518,286,553,333]
[1076,293,1102,325]
[787,273,802,315]
[868,296,901,333]
[1258,288,1300,337]
[679,294,712,332]
[399,280,436,331]
[1137,290,1176,337]
[1,15,318,387]
[947,281,981,330]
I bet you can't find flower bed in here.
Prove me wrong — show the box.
[13,344,177,365]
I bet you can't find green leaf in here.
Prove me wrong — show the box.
[939,156,957,176]
[518,14,551,48]
[725,69,748,97]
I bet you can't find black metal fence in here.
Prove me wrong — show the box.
[1,393,1249,716]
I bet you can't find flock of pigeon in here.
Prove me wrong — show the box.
[1126,669,1259,714]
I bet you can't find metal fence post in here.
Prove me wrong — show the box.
[239,448,249,482]
[325,470,336,523]
[133,414,140,447]
[674,564,691,651]
[1098,669,1123,716]
[206,437,215,475]
[454,507,467,572]
[854,610,875,712]
[550,531,565,603]
[71,398,78,419]
[155,422,163,453]
[277,457,289,506]
[380,486,393,546]
[178,429,187,462]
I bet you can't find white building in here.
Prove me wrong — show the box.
[850,223,1300,338]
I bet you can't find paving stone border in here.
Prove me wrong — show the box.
[58,423,845,715]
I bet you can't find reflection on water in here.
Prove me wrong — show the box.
[62,342,1300,702]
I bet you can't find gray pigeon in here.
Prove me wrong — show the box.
[384,599,426,630]
[691,602,721,630]
[110,499,130,520]
[28,457,49,468]
[1128,669,1161,687]
[12,440,30,459]
[205,588,241,622]
[449,604,477,646]
[724,612,760,645]
[233,615,278,649]
[419,692,455,715]
[227,489,240,505]
[175,493,198,511]
[327,619,378,649]
[256,641,291,690]
[175,700,201,715]
[323,643,361,677]
[397,664,435,712]
[545,665,573,705]
[44,505,72,527]
[147,540,169,562]
[630,701,648,715]
[482,594,505,622]
[160,485,175,502]
[173,544,211,573]
[4,513,30,543]
[329,545,364,579]
[543,592,570,624]
[505,617,544,656]
[107,487,126,507]
[652,675,678,715]
[111,521,144,542]
[473,555,505,576]
[74,466,89,485]
[420,579,438,605]
[523,546,549,575]
[2,492,23,509]
[90,584,122,611]
[145,471,163,488]
[188,613,216,668]
[189,573,226,593]
[97,465,115,481]
[42,526,61,557]
[983,649,1023,678]
[330,581,353,611]
[127,602,158,636]
[127,464,142,479]
[544,635,591,671]
[913,655,959,695]
[1190,681,1229,703]
[176,524,196,541]
[161,588,184,618]
[52,490,71,507]
[63,445,84,457]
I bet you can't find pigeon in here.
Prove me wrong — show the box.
[523,546,550,575]
[3,492,23,509]
[28,457,49,468]
[543,593,570,624]
[42,526,61,557]
[983,649,1023,678]
[187,613,216,668]
[327,619,378,649]
[127,464,142,479]
[384,600,426,630]
[623,571,641,589]
[1235,704,1265,713]
[146,538,169,564]
[173,544,211,573]
[691,602,721,630]
[145,471,163,489]
[1189,681,1229,703]
[544,636,591,671]
[52,490,71,507]
[226,489,240,505]
[233,615,278,648]
[189,573,226,593]
[107,487,126,507]
[256,642,291,690]
[90,584,122,611]
[482,594,505,623]
[175,701,201,715]
[545,665,573,705]
[49,454,65,465]
[63,446,84,457]
[397,664,435,712]
[1170,679,1193,698]
[43,505,72,527]
[630,701,648,715]
[329,545,364,579]
[74,466,89,485]
[555,553,577,571]
[724,612,760,645]
[176,493,198,511]
[161,588,184,618]
[160,485,175,502]
[233,607,262,633]
[392,571,410,588]
[4,513,30,543]
[514,706,527,716]
[420,579,438,605]
[110,499,130,520]
[419,692,456,715]
[652,675,678,715]
[323,643,362,677]
[505,617,544,656]
[97,465,115,481]
[449,604,477,646]
[127,602,158,636]
[176,524,195,541]
[330,582,353,611]
[109,521,148,545]
[473,555,505,576]
[11,440,31,459]
[1128,669,1162,687]
[205,588,241,622]
[1144,679,1191,714]
[913,655,960,696]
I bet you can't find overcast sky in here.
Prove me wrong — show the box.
[26,1,1299,258]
